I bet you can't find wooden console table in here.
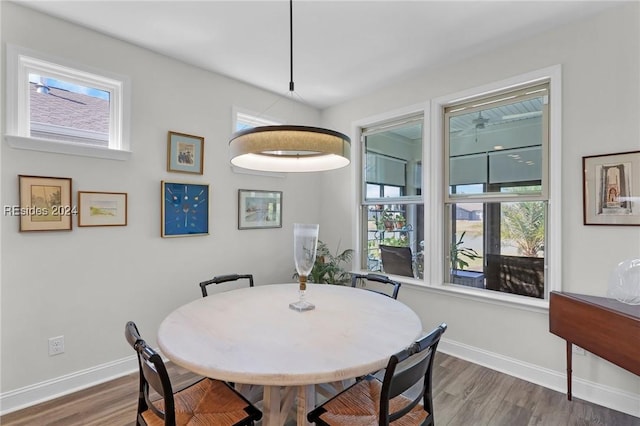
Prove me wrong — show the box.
[549,291,640,400]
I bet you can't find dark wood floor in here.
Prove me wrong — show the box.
[1,353,637,425]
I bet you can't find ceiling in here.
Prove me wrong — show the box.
[14,0,622,109]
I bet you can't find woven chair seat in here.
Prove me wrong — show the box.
[142,378,256,426]
[315,377,428,426]
[309,324,446,426]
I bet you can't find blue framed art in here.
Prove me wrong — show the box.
[161,181,209,237]
[167,131,204,174]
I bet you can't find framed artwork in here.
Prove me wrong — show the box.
[18,175,73,232]
[238,189,282,230]
[78,191,127,227]
[167,131,204,174]
[161,181,209,237]
[583,150,640,226]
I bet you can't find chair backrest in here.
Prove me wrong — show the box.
[351,273,401,299]
[379,245,414,277]
[485,254,544,298]
[125,321,176,425]
[200,273,254,297]
[380,323,447,425]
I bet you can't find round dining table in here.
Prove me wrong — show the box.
[157,283,422,426]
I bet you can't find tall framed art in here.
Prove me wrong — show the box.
[583,150,640,226]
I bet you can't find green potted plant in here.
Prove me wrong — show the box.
[293,240,354,284]
[415,240,425,279]
[394,212,406,229]
[382,210,395,231]
[450,231,481,272]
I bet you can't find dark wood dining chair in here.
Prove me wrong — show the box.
[351,273,401,299]
[124,321,262,426]
[308,323,447,426]
[199,273,254,297]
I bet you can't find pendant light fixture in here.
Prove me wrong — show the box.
[229,0,351,173]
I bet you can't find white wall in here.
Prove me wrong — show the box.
[0,2,332,410]
[1,1,639,418]
[321,2,640,416]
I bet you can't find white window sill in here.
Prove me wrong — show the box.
[5,135,131,161]
[417,281,549,313]
[374,272,550,314]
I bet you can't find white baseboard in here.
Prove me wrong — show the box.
[439,338,640,418]
[2,341,638,419]
[0,355,138,416]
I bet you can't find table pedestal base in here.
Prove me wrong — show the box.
[262,384,315,426]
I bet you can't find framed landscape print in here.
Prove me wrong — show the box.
[167,131,204,174]
[78,191,127,227]
[583,150,640,226]
[161,181,209,237]
[18,175,73,232]
[238,189,282,229]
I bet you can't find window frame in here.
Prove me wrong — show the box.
[430,65,562,308]
[5,44,131,160]
[353,104,429,282]
[444,82,550,203]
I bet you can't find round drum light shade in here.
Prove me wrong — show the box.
[229,125,351,172]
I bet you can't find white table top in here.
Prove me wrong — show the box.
[157,283,422,386]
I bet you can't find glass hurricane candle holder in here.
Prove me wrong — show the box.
[290,223,319,312]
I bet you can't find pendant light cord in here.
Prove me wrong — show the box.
[289,0,294,93]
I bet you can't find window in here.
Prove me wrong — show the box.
[231,107,285,177]
[444,81,551,299]
[28,74,110,145]
[5,45,130,160]
[354,67,560,306]
[360,114,424,279]
[235,110,280,131]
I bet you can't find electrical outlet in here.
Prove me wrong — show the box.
[48,336,64,356]
[572,345,586,355]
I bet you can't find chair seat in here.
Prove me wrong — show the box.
[142,378,257,426]
[314,377,428,426]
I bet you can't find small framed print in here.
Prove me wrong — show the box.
[162,181,209,237]
[78,191,127,227]
[238,189,282,230]
[18,175,73,232]
[167,131,204,174]
[583,150,640,226]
